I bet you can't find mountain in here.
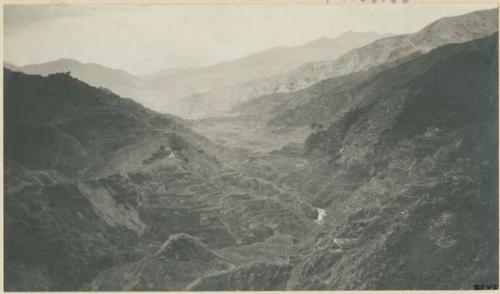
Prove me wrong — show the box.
[3,68,202,176]
[282,33,498,289]
[195,31,391,80]
[207,8,498,120]
[175,33,499,290]
[5,8,498,292]
[143,31,389,114]
[238,49,422,127]
[4,69,318,291]
[8,32,387,116]
[286,8,498,91]
[7,59,150,106]
[3,69,224,290]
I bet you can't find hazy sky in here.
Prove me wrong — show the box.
[4,4,496,75]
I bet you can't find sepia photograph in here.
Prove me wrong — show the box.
[3,1,499,291]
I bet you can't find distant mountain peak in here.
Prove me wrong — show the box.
[339,30,376,36]
[54,57,81,63]
[37,57,83,67]
[304,31,389,48]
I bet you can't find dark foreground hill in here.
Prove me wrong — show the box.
[3,69,224,290]
[5,69,187,176]
[3,70,317,290]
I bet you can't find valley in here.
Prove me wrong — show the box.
[190,116,312,157]
[3,7,499,291]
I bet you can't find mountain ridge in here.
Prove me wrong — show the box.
[184,8,498,119]
[5,31,389,114]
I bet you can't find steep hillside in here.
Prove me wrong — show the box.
[234,52,421,126]
[282,33,498,289]
[290,8,498,90]
[3,69,222,290]
[229,8,498,121]
[4,69,319,291]
[186,35,498,290]
[4,69,184,175]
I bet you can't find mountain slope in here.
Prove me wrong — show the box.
[3,69,224,290]
[145,31,388,115]
[285,33,498,289]
[4,69,319,291]
[4,69,188,175]
[293,8,498,89]
[233,51,421,126]
[223,8,498,120]
[9,59,146,106]
[4,69,153,290]
[9,32,387,115]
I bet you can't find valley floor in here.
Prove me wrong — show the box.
[191,116,312,160]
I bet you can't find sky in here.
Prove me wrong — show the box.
[4,4,497,75]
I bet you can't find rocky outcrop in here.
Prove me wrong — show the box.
[77,181,146,235]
